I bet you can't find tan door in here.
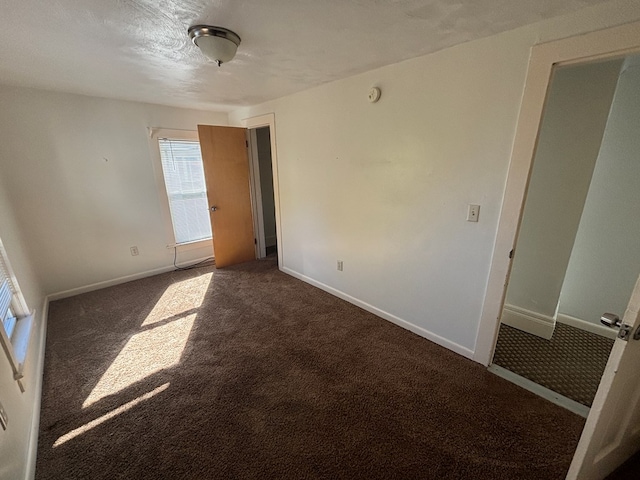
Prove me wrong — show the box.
[566,275,640,479]
[198,125,255,268]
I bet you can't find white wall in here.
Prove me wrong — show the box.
[256,127,277,247]
[0,179,46,480]
[505,59,621,319]
[0,3,638,478]
[0,87,228,296]
[558,61,640,325]
[0,88,227,478]
[230,0,640,354]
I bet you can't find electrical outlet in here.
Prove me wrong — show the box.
[467,204,480,222]
[0,400,8,430]
[337,260,343,272]
[130,246,139,256]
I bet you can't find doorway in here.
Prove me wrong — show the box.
[243,113,282,265]
[196,114,281,269]
[489,54,640,414]
[248,126,278,259]
[472,22,640,478]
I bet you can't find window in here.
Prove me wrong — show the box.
[0,238,33,392]
[157,138,212,245]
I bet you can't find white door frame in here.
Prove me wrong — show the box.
[242,113,282,268]
[473,21,640,366]
[247,128,267,259]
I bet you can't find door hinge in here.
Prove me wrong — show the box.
[509,249,514,259]
[618,324,632,341]
[254,238,257,245]
[246,140,249,148]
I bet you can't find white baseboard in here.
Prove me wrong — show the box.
[488,364,589,418]
[281,267,474,360]
[501,304,555,339]
[25,296,49,480]
[48,256,214,301]
[556,313,617,340]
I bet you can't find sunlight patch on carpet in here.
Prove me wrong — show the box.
[55,383,170,448]
[83,314,195,408]
[142,273,212,327]
[82,273,211,408]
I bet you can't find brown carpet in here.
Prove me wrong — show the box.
[493,323,614,407]
[37,257,586,479]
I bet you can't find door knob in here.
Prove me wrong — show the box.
[601,313,621,328]
[210,206,218,212]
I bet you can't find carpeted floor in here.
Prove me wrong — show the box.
[493,323,614,407]
[37,257,587,480]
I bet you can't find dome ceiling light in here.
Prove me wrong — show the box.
[188,25,241,67]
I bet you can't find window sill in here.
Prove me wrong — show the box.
[166,239,213,252]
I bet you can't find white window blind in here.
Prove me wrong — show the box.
[0,254,25,339]
[0,279,16,338]
[158,139,212,244]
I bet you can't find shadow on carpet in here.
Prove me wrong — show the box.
[37,257,585,479]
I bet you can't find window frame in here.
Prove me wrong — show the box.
[0,238,34,393]
[148,128,212,252]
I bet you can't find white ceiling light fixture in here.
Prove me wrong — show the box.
[188,25,241,67]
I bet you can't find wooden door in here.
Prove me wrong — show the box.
[198,125,255,268]
[566,275,640,479]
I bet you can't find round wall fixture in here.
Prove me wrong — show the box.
[368,87,381,103]
[188,25,241,66]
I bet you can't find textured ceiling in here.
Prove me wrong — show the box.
[0,0,609,110]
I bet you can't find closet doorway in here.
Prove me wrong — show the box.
[490,53,640,417]
[248,126,278,259]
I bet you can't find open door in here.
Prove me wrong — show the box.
[198,125,255,268]
[567,275,640,479]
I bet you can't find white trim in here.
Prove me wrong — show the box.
[247,128,267,258]
[166,239,213,253]
[556,313,617,340]
[241,114,282,269]
[488,364,590,418]
[25,296,48,480]
[281,266,474,360]
[500,304,555,339]
[48,256,213,301]
[474,21,640,367]
[0,316,20,377]
[244,128,260,259]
